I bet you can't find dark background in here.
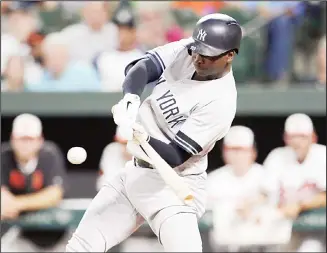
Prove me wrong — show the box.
[0,115,325,243]
[2,115,326,172]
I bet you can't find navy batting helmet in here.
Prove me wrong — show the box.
[189,13,242,57]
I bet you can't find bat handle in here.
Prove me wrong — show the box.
[177,188,194,205]
[184,194,194,205]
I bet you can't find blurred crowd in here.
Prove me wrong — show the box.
[1,1,326,92]
[1,112,326,252]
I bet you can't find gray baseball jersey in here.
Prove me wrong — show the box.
[138,38,237,176]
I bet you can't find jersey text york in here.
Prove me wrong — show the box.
[156,90,186,128]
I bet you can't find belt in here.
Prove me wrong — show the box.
[134,157,154,169]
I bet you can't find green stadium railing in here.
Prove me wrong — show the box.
[3,198,326,233]
[1,87,326,116]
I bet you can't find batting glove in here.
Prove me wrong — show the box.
[112,93,141,129]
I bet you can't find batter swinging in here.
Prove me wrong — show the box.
[66,13,242,252]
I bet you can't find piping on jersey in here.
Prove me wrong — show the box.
[156,77,166,86]
[147,103,204,175]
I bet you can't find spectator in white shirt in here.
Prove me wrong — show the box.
[61,1,118,64]
[207,126,264,210]
[264,113,326,252]
[95,2,143,92]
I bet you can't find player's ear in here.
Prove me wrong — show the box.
[312,131,318,143]
[226,51,235,63]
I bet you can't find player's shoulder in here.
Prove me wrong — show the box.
[199,82,236,107]
[250,163,265,176]
[266,146,291,160]
[263,146,296,170]
[1,142,13,157]
[40,141,64,157]
[150,37,193,55]
[212,69,237,92]
[164,37,193,49]
[251,163,265,171]
[201,71,237,104]
[197,88,237,122]
[311,143,326,155]
[176,37,194,47]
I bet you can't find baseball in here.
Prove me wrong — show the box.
[67,147,87,165]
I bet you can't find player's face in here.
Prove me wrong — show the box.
[284,133,313,161]
[11,136,44,160]
[191,51,234,77]
[223,147,256,173]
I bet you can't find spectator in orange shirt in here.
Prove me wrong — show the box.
[172,1,226,16]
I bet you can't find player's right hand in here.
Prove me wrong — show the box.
[112,93,140,130]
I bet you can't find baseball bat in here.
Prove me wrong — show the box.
[134,136,194,205]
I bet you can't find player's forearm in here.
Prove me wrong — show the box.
[15,185,64,212]
[123,58,162,96]
[300,192,326,212]
[148,137,191,167]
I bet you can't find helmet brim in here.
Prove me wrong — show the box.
[188,39,227,57]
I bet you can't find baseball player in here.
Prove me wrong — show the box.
[263,113,326,252]
[207,126,290,252]
[206,126,265,209]
[66,13,242,252]
[1,113,68,252]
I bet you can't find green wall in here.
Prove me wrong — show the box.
[2,87,325,116]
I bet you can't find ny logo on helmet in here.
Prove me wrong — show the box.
[197,29,207,41]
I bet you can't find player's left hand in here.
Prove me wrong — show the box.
[112,93,141,129]
[132,123,149,144]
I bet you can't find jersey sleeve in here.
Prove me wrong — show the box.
[146,37,193,73]
[124,38,193,76]
[173,99,236,155]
